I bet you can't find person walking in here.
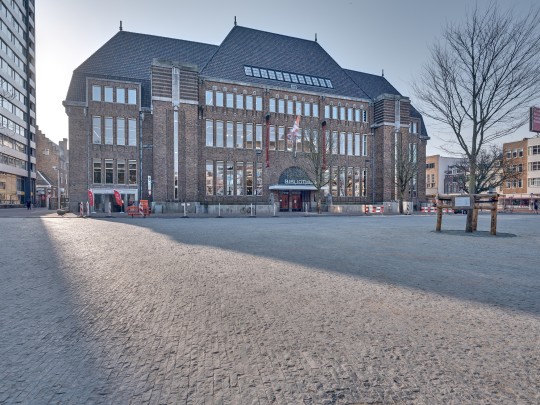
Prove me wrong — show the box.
[26,199,31,210]
[534,200,538,214]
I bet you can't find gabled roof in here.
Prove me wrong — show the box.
[344,69,401,99]
[201,26,368,100]
[66,31,218,106]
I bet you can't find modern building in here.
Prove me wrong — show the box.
[425,155,461,201]
[35,127,68,209]
[0,0,36,207]
[64,24,428,213]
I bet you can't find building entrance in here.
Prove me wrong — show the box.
[278,191,304,212]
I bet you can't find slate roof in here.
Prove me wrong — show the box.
[66,31,218,106]
[344,69,401,99]
[200,26,369,100]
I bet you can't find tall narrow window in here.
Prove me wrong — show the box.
[245,123,253,149]
[104,87,113,103]
[355,109,361,122]
[105,117,113,144]
[236,162,244,195]
[215,121,224,147]
[340,107,346,121]
[117,118,125,145]
[105,159,114,184]
[362,134,368,156]
[278,126,285,151]
[128,118,136,146]
[93,159,101,183]
[205,90,213,106]
[340,132,346,155]
[256,162,263,196]
[304,103,311,117]
[246,95,253,110]
[255,124,262,149]
[313,104,319,117]
[332,131,338,155]
[236,94,244,109]
[278,99,285,114]
[117,160,125,184]
[128,89,137,105]
[354,167,361,197]
[226,93,234,108]
[236,122,244,148]
[347,107,353,122]
[269,126,276,150]
[296,101,302,116]
[206,161,214,195]
[92,85,101,101]
[325,105,330,118]
[92,116,101,144]
[255,96,262,111]
[206,120,214,147]
[226,121,234,148]
[246,162,254,195]
[116,87,125,103]
[216,161,224,195]
[363,110,368,122]
[269,98,276,113]
[226,161,234,195]
[346,167,354,196]
[362,169,368,197]
[339,167,346,196]
[216,91,224,107]
[347,132,353,156]
[287,100,293,115]
[354,133,360,156]
[128,160,137,184]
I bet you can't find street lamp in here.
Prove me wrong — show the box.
[52,166,61,209]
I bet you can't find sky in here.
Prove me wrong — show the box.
[35,0,539,156]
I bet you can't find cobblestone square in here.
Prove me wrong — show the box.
[1,213,539,404]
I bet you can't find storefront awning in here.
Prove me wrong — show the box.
[269,184,317,191]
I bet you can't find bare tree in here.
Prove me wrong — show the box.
[392,131,419,214]
[299,121,336,214]
[414,4,540,231]
[449,145,522,194]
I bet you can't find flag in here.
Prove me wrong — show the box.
[88,189,94,206]
[113,189,123,206]
[287,116,301,142]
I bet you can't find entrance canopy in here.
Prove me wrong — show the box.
[269,184,317,191]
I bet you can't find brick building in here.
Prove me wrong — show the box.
[35,127,68,208]
[64,25,429,213]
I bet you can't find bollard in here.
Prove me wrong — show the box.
[86,202,90,217]
[250,203,254,217]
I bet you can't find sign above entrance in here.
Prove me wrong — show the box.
[271,167,317,191]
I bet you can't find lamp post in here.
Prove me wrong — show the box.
[52,166,61,209]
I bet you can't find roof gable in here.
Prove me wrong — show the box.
[201,26,367,99]
[344,69,401,99]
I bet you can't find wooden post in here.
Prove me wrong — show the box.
[490,200,497,236]
[436,207,443,232]
[472,205,479,232]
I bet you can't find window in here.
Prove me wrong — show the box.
[206,161,214,195]
[332,131,338,154]
[127,89,137,105]
[256,162,263,196]
[283,72,291,82]
[104,87,113,103]
[216,91,224,107]
[278,126,285,151]
[355,109,361,122]
[104,117,113,144]
[236,94,244,109]
[216,121,224,147]
[269,126,276,150]
[128,119,136,146]
[93,160,101,183]
[116,87,125,103]
[347,133,353,156]
[529,161,540,171]
[92,116,101,144]
[117,118,125,145]
[216,161,224,195]
[236,122,244,148]
[256,124,262,149]
[206,120,214,146]
[313,104,318,118]
[340,107,346,121]
[255,96,262,111]
[225,93,234,108]
[105,159,113,184]
[117,161,125,184]
[519,149,524,157]
[304,103,311,117]
[354,168,361,197]
[128,160,137,184]
[363,110,368,122]
[246,95,253,110]
[296,101,302,116]
[287,100,293,115]
[325,105,330,119]
[332,106,338,119]
[278,99,285,114]
[226,121,234,148]
[92,85,101,101]
[205,90,213,106]
[246,123,253,149]
[236,162,244,195]
[340,132,346,155]
[348,108,353,122]
[269,98,276,113]
[226,162,234,195]
[354,134,360,156]
[362,134,368,156]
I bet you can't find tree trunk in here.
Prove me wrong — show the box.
[465,164,476,232]
[399,196,404,214]
[317,192,322,214]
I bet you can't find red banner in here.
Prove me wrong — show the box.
[88,189,94,206]
[113,190,123,206]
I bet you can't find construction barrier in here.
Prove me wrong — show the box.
[364,205,384,214]
[421,206,454,214]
